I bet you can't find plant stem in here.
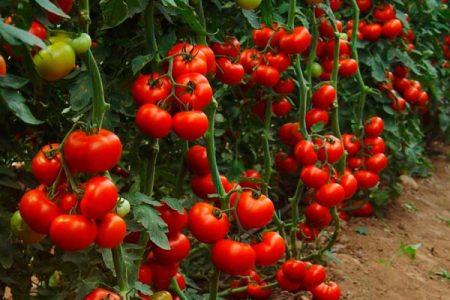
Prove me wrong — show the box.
[171,277,189,300]
[287,0,296,28]
[111,247,128,299]
[193,0,207,45]
[295,56,310,140]
[144,0,161,64]
[86,50,108,129]
[208,268,221,300]
[217,281,278,297]
[288,183,304,258]
[143,139,159,196]
[174,141,189,197]
[305,12,318,101]
[262,97,273,196]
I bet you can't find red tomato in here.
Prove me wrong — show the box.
[211,239,256,276]
[240,169,263,190]
[135,104,172,138]
[156,203,188,237]
[57,192,78,213]
[174,73,212,110]
[50,215,97,251]
[154,272,186,291]
[355,170,379,189]
[293,140,318,166]
[275,269,302,292]
[382,19,403,39]
[365,153,388,173]
[316,135,344,164]
[356,0,372,13]
[278,122,303,145]
[64,129,122,173]
[273,77,295,94]
[153,233,190,264]
[350,200,374,217]
[392,97,406,112]
[172,49,207,78]
[32,144,61,186]
[191,173,233,200]
[95,213,126,248]
[416,91,429,107]
[393,65,409,78]
[394,77,411,92]
[236,191,274,229]
[84,288,120,300]
[315,183,345,207]
[47,0,73,24]
[252,65,280,87]
[195,45,216,74]
[305,202,332,228]
[188,202,229,243]
[0,54,6,75]
[310,281,341,300]
[272,98,292,117]
[252,231,285,266]
[279,26,312,54]
[215,58,245,85]
[131,73,172,105]
[319,19,342,39]
[147,260,179,280]
[296,223,319,241]
[304,264,327,289]
[211,37,241,58]
[247,282,272,300]
[138,264,153,284]
[28,20,48,41]
[324,39,351,59]
[347,156,363,169]
[239,48,263,73]
[312,84,336,110]
[274,153,298,174]
[172,111,209,141]
[338,58,358,77]
[364,137,386,154]
[281,259,307,282]
[361,23,382,41]
[80,176,118,219]
[340,172,358,199]
[306,108,329,131]
[403,86,421,103]
[252,25,274,49]
[19,189,61,234]
[342,134,361,156]
[364,116,384,137]
[374,3,396,22]
[301,165,329,189]
[265,51,291,72]
[186,145,210,175]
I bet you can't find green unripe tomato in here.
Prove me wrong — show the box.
[311,62,323,78]
[71,33,92,54]
[49,33,73,45]
[10,210,46,244]
[235,0,262,10]
[151,291,173,300]
[116,198,131,217]
[339,33,348,40]
[33,41,76,81]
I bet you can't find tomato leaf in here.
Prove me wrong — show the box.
[370,54,386,82]
[99,249,116,276]
[242,10,260,29]
[162,197,184,213]
[69,72,92,112]
[100,0,129,28]
[399,242,422,259]
[158,32,177,57]
[135,281,152,296]
[133,204,170,250]
[126,192,161,206]
[0,74,29,89]
[1,88,44,125]
[173,0,207,35]
[0,21,47,49]
[34,0,70,18]
[131,54,154,75]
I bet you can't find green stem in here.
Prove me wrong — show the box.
[143,139,159,196]
[144,0,160,64]
[193,0,207,45]
[305,12,318,101]
[208,268,221,300]
[262,97,273,196]
[174,141,189,198]
[170,277,189,300]
[86,50,108,129]
[79,0,90,32]
[288,183,303,258]
[295,56,310,140]
[111,247,128,299]
[287,0,296,28]
[273,212,289,258]
[218,281,278,297]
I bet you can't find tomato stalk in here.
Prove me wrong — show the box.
[262,97,273,196]
[143,139,159,196]
[111,246,128,298]
[305,12,319,100]
[208,268,221,300]
[174,141,189,197]
[170,276,189,300]
[287,0,296,29]
[217,281,278,297]
[193,0,207,45]
[144,0,161,65]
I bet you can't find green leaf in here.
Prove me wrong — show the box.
[438,112,449,132]
[100,0,129,28]
[34,0,70,18]
[1,88,44,125]
[0,74,29,89]
[126,192,161,206]
[133,204,169,249]
[69,72,92,111]
[242,10,260,29]
[100,249,116,276]
[0,178,21,189]
[355,226,368,236]
[399,242,421,259]
[126,0,148,17]
[0,21,47,49]
[131,55,154,75]
[135,282,152,295]
[173,0,207,35]
[162,197,184,213]
[158,32,177,57]
[394,49,421,75]
[370,54,386,82]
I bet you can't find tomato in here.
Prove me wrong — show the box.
[153,233,190,264]
[10,210,46,244]
[31,144,61,186]
[364,116,384,137]
[382,19,403,39]
[275,153,298,173]
[311,62,323,78]
[131,73,172,105]
[0,54,6,76]
[365,153,388,173]
[347,156,363,169]
[338,58,358,77]
[312,84,336,110]
[279,26,312,54]
[247,282,271,299]
[135,104,172,138]
[154,272,185,291]
[275,269,302,292]
[72,33,92,54]
[374,3,396,22]
[252,231,285,266]
[80,176,118,219]
[57,192,78,213]
[150,291,173,300]
[191,173,233,200]
[172,111,209,141]
[29,20,48,41]
[296,223,319,241]
[147,260,179,279]
[403,86,421,103]
[361,23,382,41]
[356,0,372,13]
[236,191,274,229]
[188,202,229,243]
[186,145,210,175]
[273,77,295,94]
[252,25,274,49]
[84,288,121,300]
[47,0,74,24]
[33,41,76,81]
[116,198,131,217]
[156,203,188,237]
[316,135,344,164]
[281,259,307,282]
[240,169,263,190]
[392,97,406,112]
[306,108,329,131]
[310,281,341,300]
[416,91,429,107]
[304,264,326,289]
[211,37,241,58]
[235,0,262,10]
[174,73,212,110]
[139,264,153,284]
[340,172,358,199]
[315,183,345,207]
[172,49,207,78]
[64,129,122,173]
[394,77,411,92]
[364,136,386,154]
[278,122,303,145]
[293,140,318,166]
[350,200,374,217]
[265,51,291,72]
[50,215,97,251]
[211,239,256,276]
[355,170,379,189]
[195,45,216,74]
[324,39,350,59]
[319,19,342,39]
[19,189,61,234]
[300,165,329,189]
[215,58,245,85]
[95,213,126,248]
[305,202,332,228]
[252,65,280,87]
[272,98,291,117]
[239,49,262,74]
[342,134,360,156]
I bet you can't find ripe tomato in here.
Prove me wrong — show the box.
[84,288,121,300]
[393,65,409,78]
[191,173,233,200]
[278,122,303,145]
[305,202,332,228]
[156,203,188,237]
[50,215,97,251]
[316,135,344,164]
[19,189,61,234]
[32,144,61,186]
[364,116,384,137]
[247,282,272,299]
[365,153,388,173]
[355,170,379,189]
[80,176,118,219]
[47,0,74,24]
[275,269,302,292]
[347,156,363,169]
[195,45,216,74]
[174,73,212,110]
[57,191,78,213]
[154,272,185,291]
[374,3,396,22]
[364,136,386,154]
[279,26,312,54]
[239,48,263,73]
[416,91,429,107]
[265,51,291,72]
[403,86,421,103]
[235,0,262,10]
[252,25,274,49]
[138,264,153,284]
[236,191,274,229]
[240,169,263,190]
[28,20,48,41]
[211,239,256,275]
[304,264,327,289]
[0,54,6,76]
[394,77,411,92]
[296,223,319,241]
[301,165,329,189]
[211,37,241,58]
[361,23,382,41]
[135,104,172,138]
[252,65,280,87]
[10,210,46,244]
[272,98,292,117]
[282,259,307,282]
[186,145,210,175]
[188,202,229,243]
[306,108,329,131]
[312,84,336,110]
[356,0,372,13]
[131,73,172,105]
[147,260,179,280]
[338,58,358,77]
[310,281,341,300]
[273,77,295,94]
[315,183,345,207]
[172,111,209,141]
[382,19,403,39]
[392,97,406,112]
[275,153,298,173]
[252,231,285,266]
[172,48,207,78]
[342,134,361,156]
[319,19,342,39]
[153,233,190,264]
[350,200,374,217]
[95,213,126,248]
[340,172,358,199]
[293,140,318,166]
[215,58,245,85]
[64,129,122,173]
[324,39,350,59]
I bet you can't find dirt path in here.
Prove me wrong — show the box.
[328,147,450,300]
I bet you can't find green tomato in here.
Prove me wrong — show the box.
[71,33,92,55]
[311,62,323,79]
[33,41,76,81]
[339,33,348,40]
[151,291,172,300]
[116,198,131,217]
[10,210,46,244]
[49,33,73,45]
[235,0,262,10]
